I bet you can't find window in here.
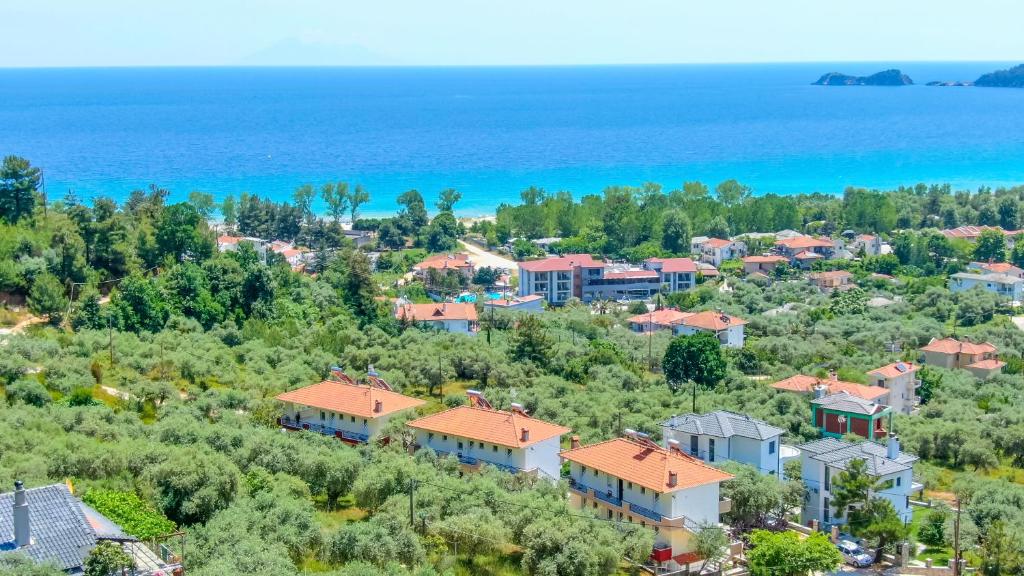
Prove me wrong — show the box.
[896,477,902,487]
[350,416,355,423]
[362,419,367,425]
[709,439,716,462]
[428,433,434,441]
[690,435,699,455]
[320,411,325,420]
[627,482,633,489]
[878,479,894,490]
[769,441,776,455]
[506,448,512,456]
[824,467,831,491]
[824,497,831,523]
[640,487,646,495]
[458,441,464,450]
[492,445,498,452]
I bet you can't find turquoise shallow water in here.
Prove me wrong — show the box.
[1,62,1022,215]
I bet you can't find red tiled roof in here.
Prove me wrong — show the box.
[217,235,240,245]
[972,262,1024,276]
[560,438,734,493]
[415,253,473,271]
[408,405,570,448]
[673,552,703,566]
[867,362,921,379]
[627,309,693,327]
[680,310,747,331]
[742,255,788,264]
[794,250,824,260]
[920,338,997,355]
[776,236,833,249]
[647,257,698,273]
[702,238,733,249]
[810,270,852,280]
[276,380,425,418]
[770,374,889,400]
[396,302,478,322]
[486,294,544,307]
[942,225,1019,239]
[966,359,1006,370]
[518,254,604,272]
[857,234,877,242]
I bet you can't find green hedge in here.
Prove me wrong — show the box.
[82,489,176,540]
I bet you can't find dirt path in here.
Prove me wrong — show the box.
[0,296,111,339]
[458,239,517,273]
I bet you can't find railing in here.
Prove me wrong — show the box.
[279,417,369,443]
[627,501,662,522]
[430,448,521,472]
[568,479,592,496]
[594,489,622,507]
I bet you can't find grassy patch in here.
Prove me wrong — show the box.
[314,494,368,531]
[909,506,954,565]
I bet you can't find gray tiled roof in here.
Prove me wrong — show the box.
[662,410,785,441]
[810,392,886,415]
[797,437,918,476]
[0,484,102,574]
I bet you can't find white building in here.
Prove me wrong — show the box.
[949,271,1023,304]
[562,434,735,574]
[672,310,747,348]
[661,411,787,476]
[866,361,921,414]
[798,437,919,528]
[277,377,425,444]
[394,302,479,335]
[482,294,544,314]
[408,400,570,478]
[695,238,747,267]
[968,261,1024,279]
[645,257,698,292]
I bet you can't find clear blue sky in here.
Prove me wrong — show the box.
[3,0,1021,67]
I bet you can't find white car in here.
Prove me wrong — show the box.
[837,540,873,568]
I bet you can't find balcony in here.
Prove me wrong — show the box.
[719,497,732,514]
[627,501,662,522]
[594,489,622,507]
[279,417,369,443]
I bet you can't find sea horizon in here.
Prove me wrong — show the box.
[2,61,1023,217]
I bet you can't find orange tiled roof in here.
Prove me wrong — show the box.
[679,310,747,331]
[867,362,921,379]
[396,302,478,322]
[810,270,852,280]
[794,250,824,260]
[217,235,241,245]
[519,254,604,272]
[776,236,833,249]
[770,374,889,400]
[742,255,788,264]
[920,337,997,356]
[276,379,425,418]
[646,257,697,273]
[702,238,733,249]
[560,438,733,493]
[966,359,1006,370]
[415,253,473,271]
[627,309,693,327]
[407,405,570,448]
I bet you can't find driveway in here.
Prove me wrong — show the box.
[458,240,517,273]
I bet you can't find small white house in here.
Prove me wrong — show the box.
[949,272,1023,303]
[277,378,426,444]
[482,294,544,314]
[798,436,919,528]
[866,361,921,414]
[661,411,787,476]
[695,238,747,267]
[407,401,570,479]
[672,310,747,348]
[562,433,735,574]
[395,302,479,335]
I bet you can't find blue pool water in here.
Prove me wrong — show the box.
[1,63,1022,215]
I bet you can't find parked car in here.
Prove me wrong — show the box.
[837,540,873,568]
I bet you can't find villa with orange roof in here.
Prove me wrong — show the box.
[693,237,746,267]
[775,235,836,268]
[920,338,1004,379]
[968,261,1024,279]
[942,225,1020,249]
[517,254,605,305]
[561,432,735,574]
[277,375,425,444]
[808,270,853,293]
[740,255,788,275]
[770,371,890,404]
[867,361,921,414]
[407,393,570,478]
[395,302,479,335]
[412,253,474,278]
[626,308,692,333]
[673,310,747,348]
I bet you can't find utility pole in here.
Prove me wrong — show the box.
[408,478,416,528]
[108,315,115,366]
[647,309,653,371]
[692,380,697,412]
[953,496,962,576]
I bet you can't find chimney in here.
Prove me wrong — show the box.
[668,471,678,487]
[887,435,900,459]
[13,481,29,548]
[570,435,581,450]
[374,400,383,414]
[520,428,530,442]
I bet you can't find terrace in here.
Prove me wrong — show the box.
[279,416,370,443]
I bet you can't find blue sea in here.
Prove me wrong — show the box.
[1,62,1023,216]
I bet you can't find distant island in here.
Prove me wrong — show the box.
[812,69,913,86]
[926,80,973,87]
[974,63,1024,88]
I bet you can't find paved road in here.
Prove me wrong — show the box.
[458,240,517,273]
